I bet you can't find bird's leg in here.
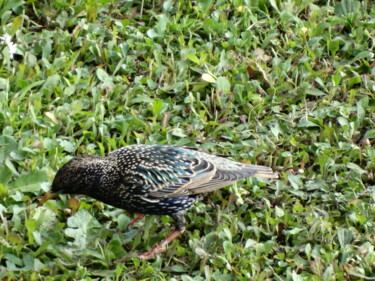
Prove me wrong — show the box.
[129,214,144,226]
[137,213,186,259]
[137,230,183,259]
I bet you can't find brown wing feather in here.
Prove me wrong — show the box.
[140,145,277,198]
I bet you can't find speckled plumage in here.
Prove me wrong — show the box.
[52,145,278,231]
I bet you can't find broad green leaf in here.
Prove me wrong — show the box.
[10,15,23,35]
[42,39,52,59]
[223,240,233,256]
[168,265,189,273]
[198,0,213,13]
[64,209,101,250]
[130,95,153,104]
[172,128,186,137]
[216,76,231,93]
[275,206,285,217]
[0,135,18,162]
[0,0,23,21]
[108,239,126,258]
[0,184,9,199]
[347,76,361,88]
[337,229,353,248]
[10,169,48,193]
[202,73,216,83]
[270,122,282,139]
[286,227,305,235]
[25,219,36,245]
[15,80,45,98]
[334,0,360,16]
[155,14,168,35]
[152,99,164,116]
[322,265,334,281]
[3,253,23,266]
[306,88,326,96]
[297,120,320,128]
[58,139,75,153]
[146,28,158,39]
[45,112,58,124]
[117,214,131,231]
[96,68,110,82]
[288,174,303,189]
[346,162,366,174]
[186,53,200,65]
[0,166,12,184]
[364,129,375,139]
[293,201,304,213]
[349,51,374,64]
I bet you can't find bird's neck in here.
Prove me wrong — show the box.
[76,157,119,196]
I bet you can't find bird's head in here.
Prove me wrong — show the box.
[38,155,107,206]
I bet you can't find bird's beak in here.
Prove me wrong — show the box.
[38,191,58,206]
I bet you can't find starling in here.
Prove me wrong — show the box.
[40,145,278,259]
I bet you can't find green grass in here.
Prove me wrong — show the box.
[0,0,374,280]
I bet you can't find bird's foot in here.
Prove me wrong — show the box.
[137,230,183,260]
[129,214,144,226]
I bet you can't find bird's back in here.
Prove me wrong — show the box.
[107,145,277,198]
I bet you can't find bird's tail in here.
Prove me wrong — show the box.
[242,164,279,179]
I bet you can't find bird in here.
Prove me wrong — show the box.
[39,144,278,259]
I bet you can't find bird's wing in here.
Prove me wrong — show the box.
[114,145,277,198]
[179,148,278,195]
[114,145,216,198]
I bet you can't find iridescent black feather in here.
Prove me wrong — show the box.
[52,145,278,230]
